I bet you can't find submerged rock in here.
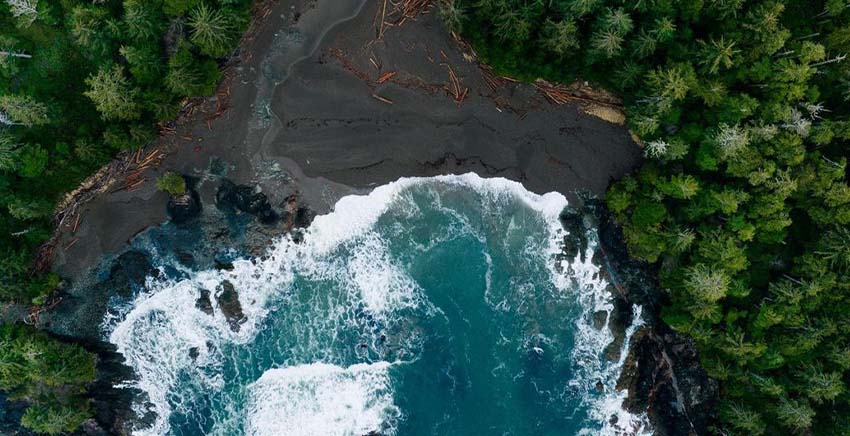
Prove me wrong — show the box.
[106,251,158,298]
[215,281,246,332]
[174,250,195,267]
[592,310,608,330]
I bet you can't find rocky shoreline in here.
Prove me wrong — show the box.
[559,199,718,436]
[594,203,719,436]
[23,0,715,434]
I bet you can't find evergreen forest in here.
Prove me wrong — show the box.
[453,0,850,434]
[2,0,850,434]
[0,0,249,432]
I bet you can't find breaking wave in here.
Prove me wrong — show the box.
[104,173,650,435]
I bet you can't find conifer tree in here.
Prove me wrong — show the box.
[84,64,141,121]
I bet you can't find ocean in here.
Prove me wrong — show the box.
[103,174,650,436]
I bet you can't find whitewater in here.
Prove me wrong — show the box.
[103,173,651,435]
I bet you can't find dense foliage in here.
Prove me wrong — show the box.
[456,0,850,434]
[1,0,250,432]
[1,0,248,304]
[156,171,187,195]
[0,324,96,435]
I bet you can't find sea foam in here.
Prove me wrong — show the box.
[105,173,650,435]
[245,362,400,436]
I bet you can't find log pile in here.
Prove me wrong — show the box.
[377,0,434,39]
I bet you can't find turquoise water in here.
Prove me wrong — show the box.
[106,174,649,436]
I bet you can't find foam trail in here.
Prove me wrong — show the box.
[104,173,652,435]
[245,362,400,436]
[560,238,652,435]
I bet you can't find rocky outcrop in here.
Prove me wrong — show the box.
[106,251,159,298]
[166,189,202,225]
[585,198,719,435]
[279,194,314,228]
[215,281,246,332]
[618,328,719,436]
[68,338,139,436]
[195,289,214,316]
[215,180,279,224]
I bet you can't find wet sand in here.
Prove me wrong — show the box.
[51,0,640,280]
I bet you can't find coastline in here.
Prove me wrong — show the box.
[33,0,714,435]
[49,0,640,281]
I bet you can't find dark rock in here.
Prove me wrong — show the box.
[592,310,608,330]
[72,338,139,436]
[577,198,718,435]
[215,180,239,210]
[603,295,634,362]
[216,179,279,224]
[559,207,588,262]
[167,189,202,225]
[595,381,605,393]
[214,259,234,271]
[590,198,663,310]
[188,347,200,360]
[75,419,108,436]
[213,250,237,270]
[215,281,246,332]
[618,328,718,436]
[0,391,31,436]
[106,251,158,298]
[293,207,315,229]
[257,207,280,224]
[175,250,195,267]
[244,190,270,215]
[195,289,214,316]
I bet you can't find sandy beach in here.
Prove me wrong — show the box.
[50,0,639,281]
[30,3,729,436]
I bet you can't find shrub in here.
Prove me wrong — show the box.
[156,171,186,196]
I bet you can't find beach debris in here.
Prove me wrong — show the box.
[535,80,574,105]
[125,178,147,192]
[72,213,81,234]
[534,79,627,124]
[64,237,79,250]
[24,295,63,326]
[34,0,274,272]
[376,0,434,38]
[479,65,505,92]
[377,0,389,39]
[372,93,394,105]
[442,63,468,104]
[328,48,372,84]
[534,79,622,107]
[377,71,396,84]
